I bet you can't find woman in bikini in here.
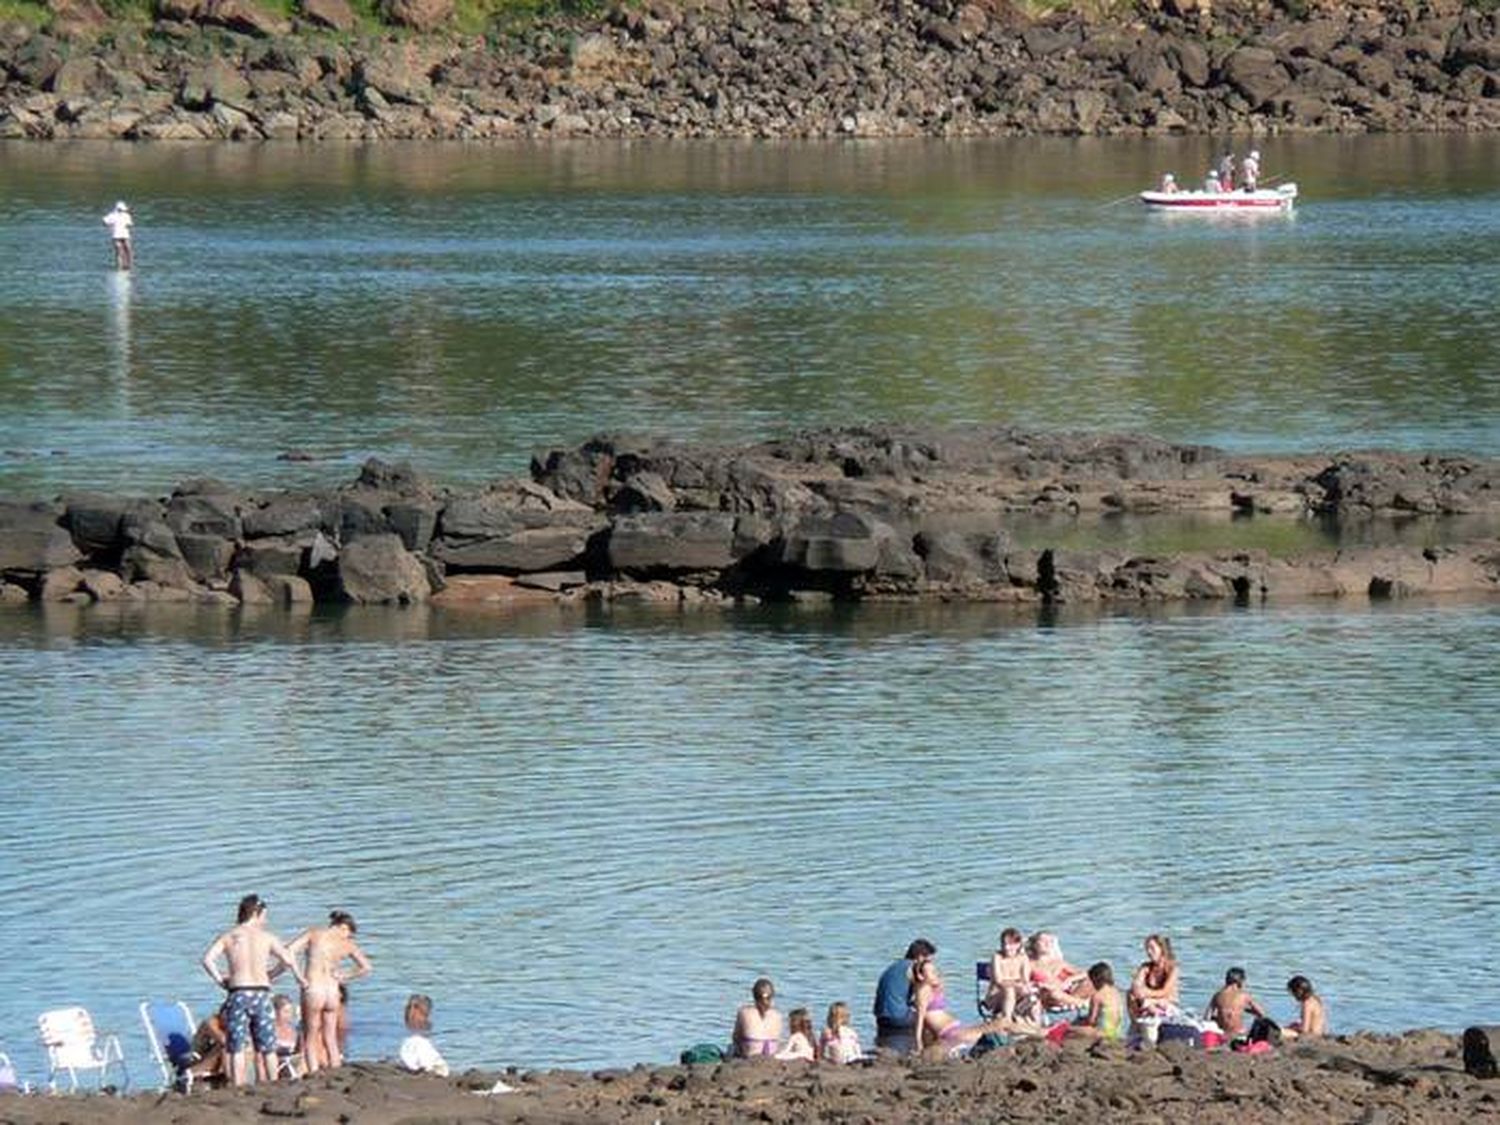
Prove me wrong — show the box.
[287,910,372,1074]
[732,978,783,1058]
[912,955,1035,1052]
[1027,932,1093,1012]
[1128,933,1181,1021]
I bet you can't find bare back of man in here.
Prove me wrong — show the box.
[201,895,305,1087]
[1208,985,1256,1038]
[289,912,371,1074]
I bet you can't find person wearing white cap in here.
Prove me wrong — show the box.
[1241,150,1261,192]
[1159,172,1179,194]
[102,200,133,270]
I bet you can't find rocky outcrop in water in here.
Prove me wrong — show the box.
[4,427,1500,610]
[1,0,1497,140]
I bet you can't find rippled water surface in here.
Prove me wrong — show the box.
[1,600,1498,1074]
[2,136,1499,496]
[2,137,1499,1082]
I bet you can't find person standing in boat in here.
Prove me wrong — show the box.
[1242,150,1261,192]
[1217,152,1236,191]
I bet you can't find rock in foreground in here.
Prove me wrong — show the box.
[0,1030,1492,1124]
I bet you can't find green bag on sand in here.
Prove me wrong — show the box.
[680,1043,727,1065]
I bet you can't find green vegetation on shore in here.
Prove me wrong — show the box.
[1,0,618,36]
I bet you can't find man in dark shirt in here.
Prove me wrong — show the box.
[873,938,935,1052]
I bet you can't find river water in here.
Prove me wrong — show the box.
[1,137,1498,1079]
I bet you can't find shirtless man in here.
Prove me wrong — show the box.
[201,894,307,1086]
[1206,967,1266,1040]
[287,910,372,1073]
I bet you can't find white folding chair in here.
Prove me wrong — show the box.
[37,1007,129,1092]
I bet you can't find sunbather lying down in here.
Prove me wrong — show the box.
[1028,932,1094,1012]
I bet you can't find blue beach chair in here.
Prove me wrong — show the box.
[140,1000,197,1093]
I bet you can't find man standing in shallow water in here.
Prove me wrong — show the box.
[201,894,307,1086]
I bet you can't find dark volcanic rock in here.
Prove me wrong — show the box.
[0,502,83,575]
[336,532,431,604]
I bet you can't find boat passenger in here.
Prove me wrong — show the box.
[1281,975,1327,1039]
[774,1008,817,1061]
[1206,967,1267,1041]
[1159,172,1179,194]
[1064,962,1127,1042]
[1128,933,1182,1021]
[912,955,1033,1052]
[733,977,784,1057]
[1203,169,1222,194]
[1027,932,1093,1012]
[1242,150,1261,191]
[1218,152,1236,191]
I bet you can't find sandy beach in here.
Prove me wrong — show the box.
[3,1031,1495,1124]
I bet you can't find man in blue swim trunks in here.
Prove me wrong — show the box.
[873,938,934,1053]
[201,894,307,1086]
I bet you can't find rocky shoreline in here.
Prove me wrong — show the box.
[0,1030,1496,1123]
[3,426,1500,613]
[2,0,1498,141]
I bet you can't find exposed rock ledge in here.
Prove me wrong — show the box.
[3,426,1500,611]
[2,0,1498,141]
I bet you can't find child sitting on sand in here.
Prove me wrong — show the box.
[1065,963,1126,1042]
[1281,976,1327,1040]
[398,994,450,1077]
[819,1001,863,1063]
[272,994,302,1080]
[775,1008,817,1061]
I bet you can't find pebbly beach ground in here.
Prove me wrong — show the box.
[2,1030,1496,1124]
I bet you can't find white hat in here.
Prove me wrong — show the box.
[1249,150,1260,160]
[114,201,129,211]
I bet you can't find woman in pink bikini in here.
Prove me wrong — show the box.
[1027,932,1093,1012]
[732,978,784,1058]
[912,956,1035,1052]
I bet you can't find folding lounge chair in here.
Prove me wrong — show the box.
[37,1006,129,1092]
[974,961,992,1017]
[140,1001,199,1093]
[0,1049,32,1093]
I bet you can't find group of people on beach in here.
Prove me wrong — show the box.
[197,894,373,1086]
[1157,149,1264,195]
[734,928,1326,1063]
[194,894,454,1088]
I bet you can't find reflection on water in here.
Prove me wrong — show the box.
[1,137,1498,495]
[0,599,1497,1074]
[1005,511,1500,555]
